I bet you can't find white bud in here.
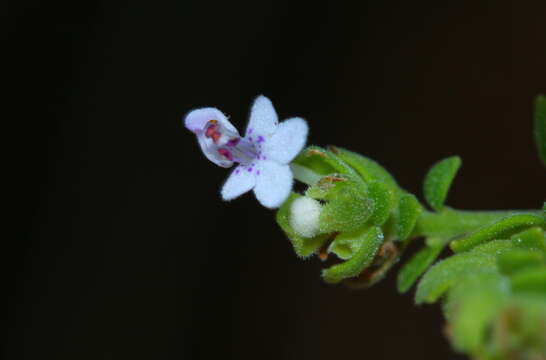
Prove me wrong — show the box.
[289,197,322,238]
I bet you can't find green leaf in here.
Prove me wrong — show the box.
[397,239,447,293]
[292,146,358,178]
[396,193,423,241]
[497,250,544,275]
[510,266,546,294]
[328,227,371,260]
[276,193,329,258]
[327,146,399,190]
[367,181,396,226]
[480,296,546,359]
[416,240,515,304]
[450,213,545,253]
[511,226,546,253]
[444,274,509,353]
[534,94,546,166]
[423,156,461,211]
[322,227,383,284]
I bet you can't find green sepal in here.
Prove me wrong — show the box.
[534,94,546,166]
[276,193,329,258]
[396,193,423,241]
[397,238,447,293]
[305,173,363,200]
[327,146,399,190]
[511,226,546,253]
[443,274,509,354]
[344,240,402,289]
[450,213,546,253]
[306,174,373,233]
[497,250,545,275]
[510,266,546,294]
[328,226,372,260]
[423,156,461,212]
[367,181,396,226]
[322,227,384,284]
[292,146,358,178]
[416,240,515,304]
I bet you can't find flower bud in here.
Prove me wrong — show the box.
[289,197,322,238]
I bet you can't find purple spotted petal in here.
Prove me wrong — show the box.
[221,166,256,200]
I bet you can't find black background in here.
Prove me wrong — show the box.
[6,1,546,359]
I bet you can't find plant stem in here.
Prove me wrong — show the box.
[413,208,538,239]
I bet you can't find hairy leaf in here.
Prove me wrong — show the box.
[497,250,544,275]
[322,227,383,283]
[512,226,546,253]
[510,266,546,294]
[444,274,509,353]
[423,156,461,211]
[292,146,357,178]
[535,94,546,166]
[328,227,371,260]
[482,296,546,359]
[397,239,447,293]
[396,193,423,241]
[450,213,545,253]
[327,146,399,190]
[416,240,515,304]
[367,181,396,226]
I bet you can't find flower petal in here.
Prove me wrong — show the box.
[253,160,293,208]
[221,166,257,201]
[264,117,308,164]
[196,134,233,168]
[246,95,278,137]
[184,107,239,168]
[184,107,237,134]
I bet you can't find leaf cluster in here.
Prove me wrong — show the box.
[275,94,546,359]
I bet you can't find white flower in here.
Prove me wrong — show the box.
[184,95,308,208]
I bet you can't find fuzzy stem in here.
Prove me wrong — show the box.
[412,207,538,239]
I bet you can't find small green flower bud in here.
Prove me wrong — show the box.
[306,174,373,233]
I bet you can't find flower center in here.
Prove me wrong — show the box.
[204,120,258,165]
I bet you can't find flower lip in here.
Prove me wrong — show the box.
[184,107,237,135]
[201,118,259,165]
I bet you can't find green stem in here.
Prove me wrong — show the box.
[413,208,538,239]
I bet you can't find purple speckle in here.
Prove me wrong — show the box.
[256,170,261,175]
[247,167,253,172]
[262,156,267,160]
[248,136,253,142]
[227,138,240,147]
[248,128,253,134]
[235,169,240,174]
[257,136,265,143]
